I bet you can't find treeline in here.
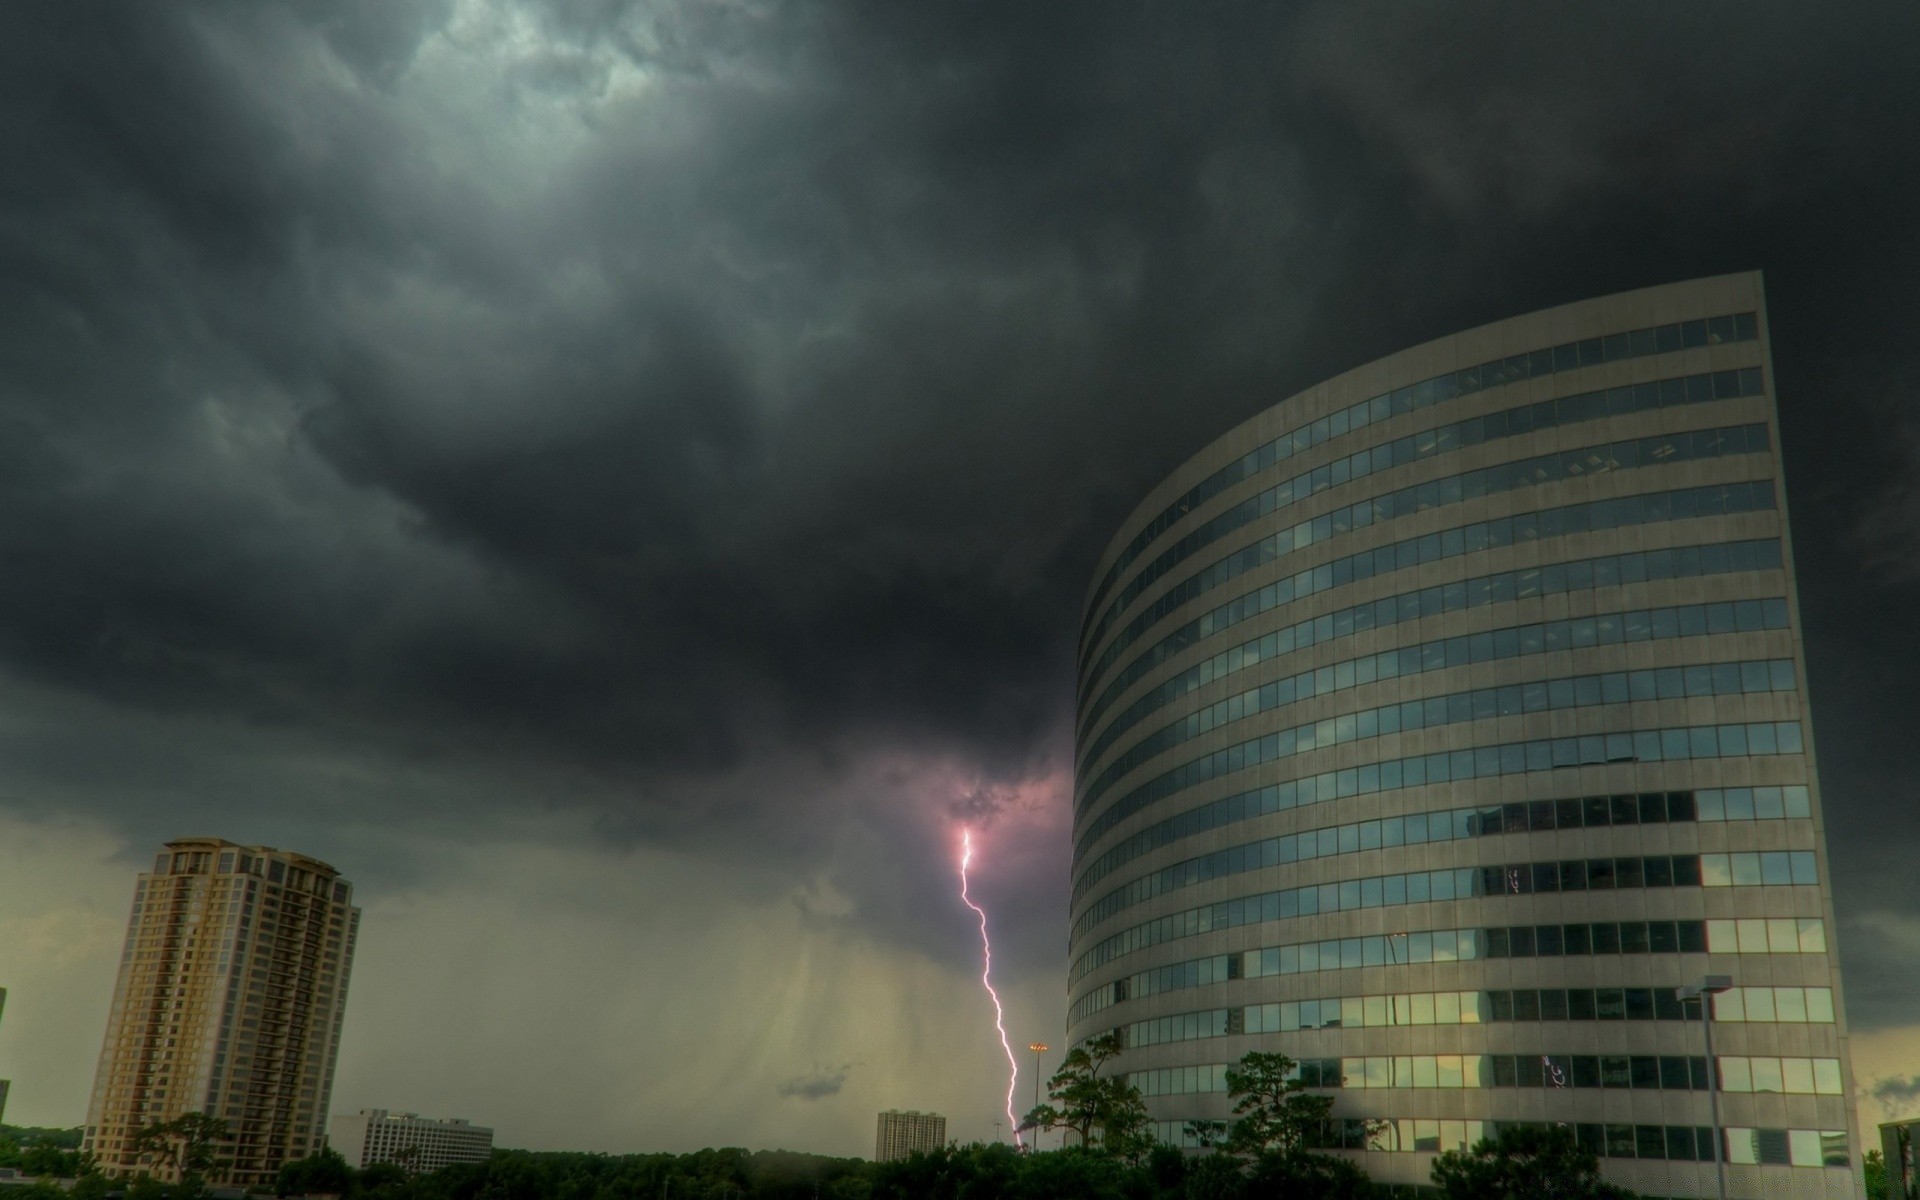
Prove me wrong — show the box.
[271,1130,1629,1200]
[264,1038,1634,1200]
[278,1145,872,1200]
[0,1043,1648,1199]
[0,1125,89,1181]
[277,1142,1355,1200]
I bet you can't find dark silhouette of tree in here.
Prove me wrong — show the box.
[1220,1052,1333,1158]
[129,1113,230,1186]
[1019,1031,1151,1160]
[1431,1126,1637,1199]
[276,1147,356,1197]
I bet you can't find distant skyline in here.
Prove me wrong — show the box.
[1,0,1919,1160]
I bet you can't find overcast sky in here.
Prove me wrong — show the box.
[1,0,1918,1159]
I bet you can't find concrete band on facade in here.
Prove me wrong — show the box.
[1067,274,1859,1198]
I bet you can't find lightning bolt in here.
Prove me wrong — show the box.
[959,828,1023,1148]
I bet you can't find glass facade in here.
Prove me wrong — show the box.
[1067,274,1857,1195]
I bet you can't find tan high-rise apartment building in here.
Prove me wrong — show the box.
[83,838,360,1188]
[1071,275,1860,1196]
[874,1110,946,1162]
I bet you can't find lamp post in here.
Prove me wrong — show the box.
[1029,1043,1050,1151]
[1678,975,1735,1200]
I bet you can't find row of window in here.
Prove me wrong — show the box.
[1084,357,1767,663]
[1073,845,1806,972]
[1077,818,1740,938]
[1699,787,1814,821]
[1128,1054,1841,1100]
[1070,917,1829,1022]
[1309,1053,1842,1096]
[1090,410,1770,684]
[1089,312,1762,633]
[1082,687,1797,902]
[1077,535,1785,846]
[1080,803,1812,943]
[1098,583,1781,810]
[1085,502,1783,787]
[1149,1117,1847,1167]
[1078,755,1796,917]
[1083,400,1770,692]
[1081,715,1805,899]
[1158,1120,1788,1170]
[1124,983,1837,1048]
[1082,492,1782,766]
[1078,787,1712,908]
[1460,787,1812,840]
[1081,647,1794,818]
[1483,917,1826,959]
[154,853,350,902]
[1087,313,1760,628]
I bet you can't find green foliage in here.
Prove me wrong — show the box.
[1866,1147,1890,1200]
[358,1145,873,1200]
[87,1130,1389,1200]
[1020,1031,1153,1161]
[126,1174,171,1200]
[1431,1125,1636,1199]
[129,1112,231,1183]
[70,1173,113,1200]
[1220,1052,1334,1158]
[0,1125,90,1178]
[1175,1151,1245,1200]
[278,1148,358,1197]
[1243,1150,1372,1199]
[0,1126,85,1150]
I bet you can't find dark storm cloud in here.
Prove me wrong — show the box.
[1875,1076,1920,1103]
[3,0,1920,1024]
[775,1063,854,1102]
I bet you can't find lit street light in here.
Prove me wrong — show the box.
[1678,975,1735,1200]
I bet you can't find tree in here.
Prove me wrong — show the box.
[276,1147,356,1197]
[1431,1126,1636,1199]
[1221,1052,1333,1158]
[1020,1032,1152,1160]
[1182,1121,1228,1151]
[125,1174,170,1200]
[1243,1149,1372,1200]
[1866,1147,1891,1200]
[1180,1151,1248,1200]
[129,1113,230,1185]
[18,1142,86,1178]
[359,1161,410,1197]
[68,1174,111,1200]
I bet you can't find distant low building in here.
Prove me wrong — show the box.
[329,1110,493,1174]
[874,1110,945,1163]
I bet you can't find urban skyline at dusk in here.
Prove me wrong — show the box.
[1,0,1919,1171]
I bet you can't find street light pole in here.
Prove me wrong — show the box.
[1028,1043,1050,1151]
[1679,975,1734,1200]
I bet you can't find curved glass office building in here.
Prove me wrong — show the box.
[1069,274,1859,1196]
